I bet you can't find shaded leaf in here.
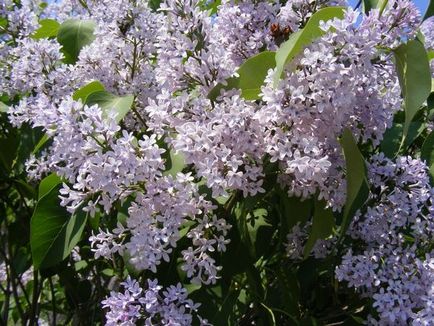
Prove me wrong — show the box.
[149,0,164,10]
[279,192,313,230]
[30,186,87,269]
[380,122,424,157]
[13,179,37,199]
[421,131,434,180]
[362,0,379,13]
[260,303,276,326]
[424,0,434,21]
[247,208,273,259]
[57,19,96,64]
[0,129,19,172]
[211,288,241,325]
[303,200,335,258]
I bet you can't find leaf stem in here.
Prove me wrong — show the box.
[28,270,40,326]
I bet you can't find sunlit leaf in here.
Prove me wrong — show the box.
[85,91,134,122]
[73,81,105,102]
[38,173,62,200]
[273,7,345,86]
[394,40,431,141]
[208,51,276,101]
[339,129,369,237]
[32,19,60,39]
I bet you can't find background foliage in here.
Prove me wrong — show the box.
[1,0,434,325]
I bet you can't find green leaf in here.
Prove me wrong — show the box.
[0,17,7,31]
[380,122,424,158]
[149,0,163,10]
[30,186,87,269]
[278,192,313,248]
[428,92,434,117]
[377,0,389,15]
[184,283,201,295]
[211,288,241,325]
[57,19,96,64]
[32,19,60,39]
[235,51,276,99]
[12,126,45,173]
[363,0,388,14]
[362,0,379,13]
[424,0,434,21]
[208,51,276,101]
[339,129,369,237]
[32,133,50,154]
[260,303,276,326]
[303,200,334,258]
[279,192,313,229]
[0,128,19,172]
[394,39,431,141]
[163,150,185,176]
[421,131,434,180]
[85,91,134,122]
[247,208,273,259]
[73,81,105,102]
[300,316,320,326]
[0,101,8,113]
[75,260,88,271]
[273,7,345,86]
[13,179,37,199]
[38,173,62,200]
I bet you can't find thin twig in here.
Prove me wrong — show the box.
[1,276,10,324]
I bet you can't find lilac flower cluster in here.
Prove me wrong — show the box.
[102,277,208,325]
[262,4,418,209]
[0,263,33,289]
[1,0,431,324]
[336,155,434,324]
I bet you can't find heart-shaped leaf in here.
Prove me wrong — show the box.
[57,19,96,64]
[85,91,134,122]
[30,186,87,269]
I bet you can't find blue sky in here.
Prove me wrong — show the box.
[348,0,430,14]
[413,0,430,13]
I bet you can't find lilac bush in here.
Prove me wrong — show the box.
[0,0,433,324]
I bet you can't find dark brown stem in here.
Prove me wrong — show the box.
[28,270,40,326]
